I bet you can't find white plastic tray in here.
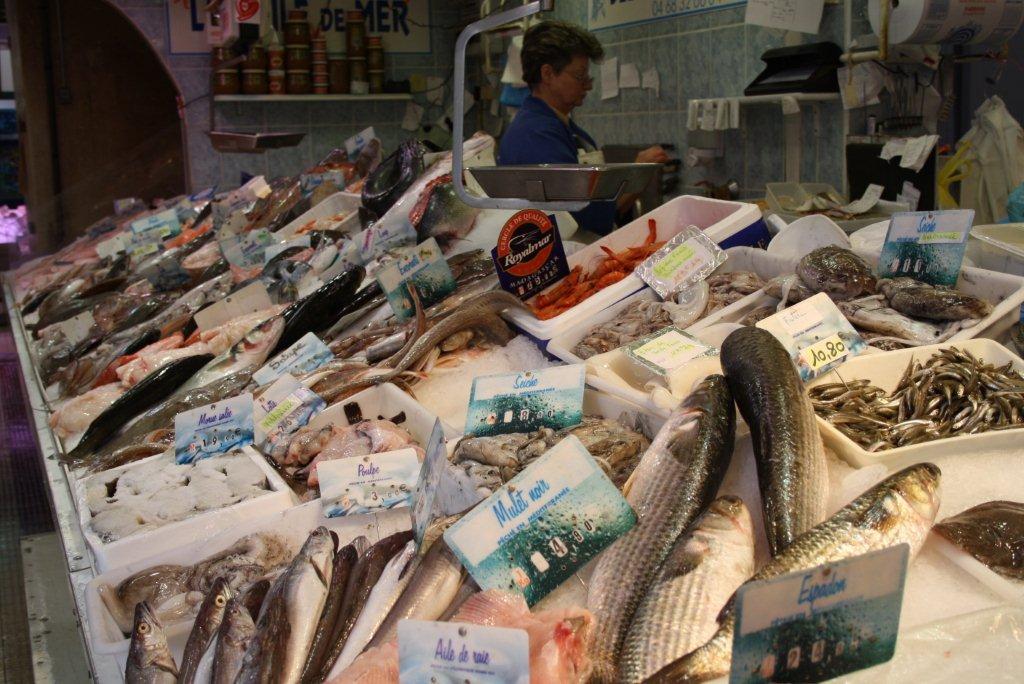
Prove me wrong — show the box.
[806,338,1024,468]
[502,196,763,344]
[277,191,361,239]
[84,500,411,660]
[546,289,661,365]
[305,382,460,444]
[686,247,1024,346]
[76,448,298,573]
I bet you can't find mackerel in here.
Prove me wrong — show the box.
[620,496,755,683]
[584,375,736,683]
[721,326,829,555]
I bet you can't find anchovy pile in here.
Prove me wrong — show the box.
[810,347,1024,451]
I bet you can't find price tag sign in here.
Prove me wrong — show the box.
[464,365,586,437]
[130,208,181,236]
[376,238,456,321]
[625,326,717,376]
[126,226,177,259]
[193,281,274,332]
[319,448,422,517]
[96,233,128,259]
[879,210,974,287]
[757,293,866,381]
[491,209,570,302]
[174,393,255,464]
[54,311,96,346]
[219,228,279,269]
[637,225,726,298]
[344,126,376,157]
[253,375,325,455]
[730,545,909,684]
[444,435,636,606]
[412,419,447,546]
[399,620,529,684]
[253,332,334,387]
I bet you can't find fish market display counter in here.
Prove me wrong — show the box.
[3,278,123,682]
[5,153,1024,681]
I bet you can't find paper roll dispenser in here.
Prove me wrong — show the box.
[744,42,842,96]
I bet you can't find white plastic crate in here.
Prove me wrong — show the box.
[76,448,297,573]
[807,339,1024,468]
[501,196,764,344]
[84,500,411,660]
[686,247,1024,346]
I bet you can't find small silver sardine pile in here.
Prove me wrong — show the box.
[810,347,1024,451]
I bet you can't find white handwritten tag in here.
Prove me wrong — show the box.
[193,281,273,332]
[758,293,866,381]
[398,620,529,684]
[625,326,717,376]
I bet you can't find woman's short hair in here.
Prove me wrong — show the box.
[520,21,604,88]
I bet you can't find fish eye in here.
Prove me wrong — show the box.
[215,595,227,606]
[138,622,150,634]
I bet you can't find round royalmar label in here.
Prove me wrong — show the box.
[496,209,556,278]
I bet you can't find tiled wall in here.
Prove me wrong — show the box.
[115,0,877,198]
[543,1,876,198]
[113,0,465,192]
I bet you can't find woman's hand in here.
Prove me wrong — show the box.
[635,145,669,164]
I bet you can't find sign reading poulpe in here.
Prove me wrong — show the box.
[491,209,570,302]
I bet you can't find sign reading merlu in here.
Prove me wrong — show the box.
[588,0,744,30]
[290,1,431,53]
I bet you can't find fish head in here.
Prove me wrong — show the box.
[128,601,174,672]
[702,495,753,537]
[888,462,942,520]
[860,463,942,543]
[302,527,338,578]
[233,315,286,364]
[209,576,233,611]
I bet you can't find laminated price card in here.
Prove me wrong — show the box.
[879,210,974,287]
[444,435,636,606]
[730,545,909,683]
[757,293,865,381]
[464,365,585,437]
[398,620,529,684]
[174,394,255,464]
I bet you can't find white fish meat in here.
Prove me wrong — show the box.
[49,382,126,439]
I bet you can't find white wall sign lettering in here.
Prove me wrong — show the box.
[168,0,210,55]
[588,0,745,31]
